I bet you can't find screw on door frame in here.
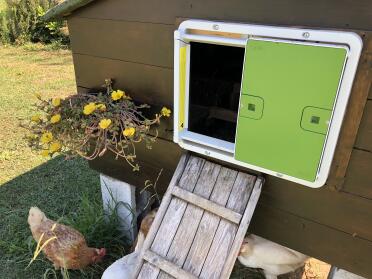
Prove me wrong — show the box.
[302,32,310,39]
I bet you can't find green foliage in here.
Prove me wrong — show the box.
[0,0,69,46]
[0,8,10,43]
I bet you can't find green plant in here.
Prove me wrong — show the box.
[0,0,69,45]
[0,9,11,43]
[25,79,172,171]
[32,4,70,45]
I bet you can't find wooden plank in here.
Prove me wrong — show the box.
[72,54,173,106]
[90,154,177,195]
[137,156,206,278]
[72,0,372,30]
[342,149,372,199]
[260,163,372,241]
[182,167,238,276]
[68,17,174,68]
[355,100,372,152]
[157,161,221,279]
[327,50,372,189]
[250,203,372,279]
[143,250,198,279]
[220,177,263,278]
[88,137,182,193]
[171,186,242,224]
[199,173,256,278]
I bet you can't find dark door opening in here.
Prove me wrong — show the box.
[188,42,245,143]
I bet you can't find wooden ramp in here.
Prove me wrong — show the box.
[133,154,263,279]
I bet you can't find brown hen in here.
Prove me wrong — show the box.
[28,207,106,270]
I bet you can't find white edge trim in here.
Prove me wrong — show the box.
[173,30,181,143]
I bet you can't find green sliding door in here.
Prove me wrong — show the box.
[235,39,347,181]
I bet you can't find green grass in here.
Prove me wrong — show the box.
[0,43,74,184]
[0,44,129,278]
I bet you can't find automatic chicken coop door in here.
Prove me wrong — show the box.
[174,20,362,188]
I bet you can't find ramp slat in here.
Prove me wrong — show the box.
[220,177,264,278]
[199,173,257,278]
[143,250,198,279]
[172,186,242,224]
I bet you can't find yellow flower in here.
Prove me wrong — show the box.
[161,107,171,117]
[52,98,61,107]
[99,118,112,129]
[40,132,53,144]
[123,127,135,137]
[49,141,62,153]
[41,150,50,157]
[96,104,106,111]
[31,114,41,123]
[111,90,125,101]
[50,114,61,124]
[83,102,96,115]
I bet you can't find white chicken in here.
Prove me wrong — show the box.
[101,209,157,279]
[238,234,308,279]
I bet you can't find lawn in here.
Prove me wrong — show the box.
[0,44,128,278]
[0,44,75,185]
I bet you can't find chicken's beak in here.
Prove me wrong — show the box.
[98,248,106,257]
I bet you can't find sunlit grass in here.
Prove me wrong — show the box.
[0,44,75,185]
[0,0,6,12]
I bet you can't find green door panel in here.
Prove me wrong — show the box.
[301,107,332,135]
[235,40,347,182]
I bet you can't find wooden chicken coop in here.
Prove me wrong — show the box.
[43,0,372,277]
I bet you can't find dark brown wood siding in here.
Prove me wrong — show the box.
[68,0,372,276]
[75,0,372,30]
[73,54,173,106]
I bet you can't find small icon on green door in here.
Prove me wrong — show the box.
[310,116,320,124]
[301,107,332,134]
[239,95,264,120]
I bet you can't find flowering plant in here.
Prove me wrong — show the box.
[26,79,171,171]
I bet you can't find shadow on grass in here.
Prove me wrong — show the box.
[0,156,128,279]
